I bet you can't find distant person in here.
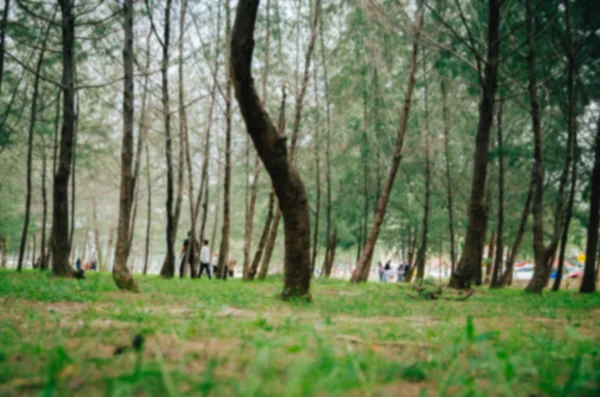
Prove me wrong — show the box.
[384,262,393,282]
[75,258,82,271]
[397,262,406,282]
[198,239,211,279]
[212,252,219,277]
[179,231,197,278]
[90,260,97,271]
[377,262,384,282]
[227,257,237,278]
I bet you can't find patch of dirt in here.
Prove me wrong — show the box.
[335,315,438,327]
[215,306,256,318]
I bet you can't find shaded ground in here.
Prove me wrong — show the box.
[0,271,599,396]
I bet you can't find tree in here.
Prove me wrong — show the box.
[448,0,501,289]
[350,8,423,283]
[52,0,77,277]
[580,113,600,293]
[231,0,312,300]
[112,0,139,292]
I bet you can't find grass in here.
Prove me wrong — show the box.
[0,270,599,396]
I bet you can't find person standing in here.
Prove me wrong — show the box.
[377,262,384,282]
[198,240,211,279]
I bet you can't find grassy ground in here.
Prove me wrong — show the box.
[0,270,599,396]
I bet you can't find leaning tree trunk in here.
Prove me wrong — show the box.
[243,0,270,280]
[159,0,176,278]
[441,81,456,274]
[350,9,423,284]
[17,18,51,272]
[216,0,233,280]
[255,0,320,281]
[249,189,275,280]
[490,101,504,288]
[52,0,76,277]
[580,113,600,293]
[231,0,315,300]
[112,0,139,292]
[449,0,501,289]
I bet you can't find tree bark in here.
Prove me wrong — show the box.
[231,0,315,299]
[580,113,600,293]
[258,208,280,280]
[351,9,423,284]
[216,0,233,280]
[40,132,48,270]
[490,101,504,288]
[249,188,275,280]
[52,0,76,277]
[17,17,51,272]
[449,0,501,289]
[441,81,456,275]
[159,0,176,278]
[143,135,151,275]
[112,0,139,292]
[210,147,222,259]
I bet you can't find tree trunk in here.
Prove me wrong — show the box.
[92,196,103,271]
[258,209,280,280]
[210,147,222,259]
[524,0,570,293]
[415,57,431,281]
[143,135,152,275]
[112,0,139,292]
[449,0,501,289]
[159,0,176,278]
[351,9,423,283]
[553,0,577,292]
[580,113,600,293]
[310,64,321,276]
[490,101,504,288]
[17,18,51,271]
[249,189,275,280]
[0,0,9,93]
[441,81,456,275]
[217,0,233,280]
[231,0,317,299]
[244,0,270,281]
[40,133,48,271]
[319,0,333,278]
[52,0,76,277]
[324,227,337,277]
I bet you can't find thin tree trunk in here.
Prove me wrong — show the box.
[501,180,532,286]
[216,0,233,280]
[324,227,337,276]
[231,0,318,299]
[249,189,275,280]
[415,56,431,281]
[112,0,139,292]
[0,0,9,93]
[143,135,151,275]
[310,63,321,276]
[319,0,333,278]
[524,0,570,293]
[52,0,76,277]
[210,147,222,259]
[159,0,176,278]
[17,17,51,271]
[449,0,501,289]
[351,9,423,283]
[553,0,577,292]
[244,0,271,281]
[490,101,504,288]
[92,196,103,271]
[69,95,79,255]
[40,134,48,271]
[31,232,37,269]
[0,236,6,268]
[441,80,456,275]
[580,112,600,293]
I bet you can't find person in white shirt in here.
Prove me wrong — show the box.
[198,239,212,279]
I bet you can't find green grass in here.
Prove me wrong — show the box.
[1,270,599,396]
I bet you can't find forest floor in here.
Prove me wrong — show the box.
[0,271,599,397]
